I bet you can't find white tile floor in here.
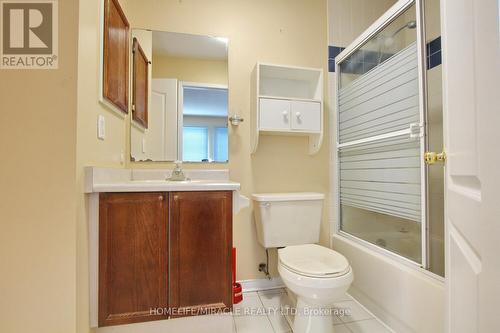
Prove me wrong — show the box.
[232,288,394,333]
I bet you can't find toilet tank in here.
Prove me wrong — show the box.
[252,192,324,248]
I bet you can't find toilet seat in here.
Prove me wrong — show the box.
[278,244,350,278]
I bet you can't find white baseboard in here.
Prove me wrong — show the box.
[238,277,284,293]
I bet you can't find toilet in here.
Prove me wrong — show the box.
[252,193,353,333]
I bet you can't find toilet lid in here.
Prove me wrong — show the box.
[278,244,350,278]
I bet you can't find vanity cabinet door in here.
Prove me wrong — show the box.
[103,0,129,113]
[170,191,233,316]
[99,192,168,327]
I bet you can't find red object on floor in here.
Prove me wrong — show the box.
[232,247,243,304]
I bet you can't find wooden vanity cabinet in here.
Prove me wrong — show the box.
[99,192,168,327]
[98,191,232,327]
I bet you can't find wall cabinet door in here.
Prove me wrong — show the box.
[132,37,149,128]
[170,191,232,316]
[259,98,290,131]
[99,192,168,327]
[291,100,321,132]
[103,0,129,113]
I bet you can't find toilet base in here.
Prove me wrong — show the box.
[293,298,335,333]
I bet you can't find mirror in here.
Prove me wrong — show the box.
[130,30,229,163]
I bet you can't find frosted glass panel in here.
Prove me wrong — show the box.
[337,3,423,264]
[338,43,419,144]
[339,136,422,222]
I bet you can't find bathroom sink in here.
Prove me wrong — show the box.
[131,179,203,184]
[84,167,241,193]
[165,179,193,184]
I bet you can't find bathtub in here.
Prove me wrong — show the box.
[332,233,445,333]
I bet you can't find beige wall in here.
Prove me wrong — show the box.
[121,0,330,274]
[425,0,441,41]
[77,1,127,333]
[153,55,228,85]
[0,1,79,333]
[77,0,328,332]
[328,0,396,46]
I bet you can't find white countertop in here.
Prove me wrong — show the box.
[91,179,241,192]
[84,167,241,193]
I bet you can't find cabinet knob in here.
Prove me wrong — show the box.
[282,110,288,117]
[158,195,164,201]
[295,112,301,118]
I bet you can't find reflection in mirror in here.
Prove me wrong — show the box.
[181,84,228,162]
[130,30,228,163]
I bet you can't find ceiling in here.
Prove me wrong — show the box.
[152,31,228,60]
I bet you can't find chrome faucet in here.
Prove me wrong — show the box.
[167,161,189,181]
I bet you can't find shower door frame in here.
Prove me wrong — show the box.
[334,0,431,271]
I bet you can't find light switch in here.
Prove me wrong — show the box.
[98,115,106,140]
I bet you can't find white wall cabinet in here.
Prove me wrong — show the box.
[251,63,323,155]
[259,98,321,133]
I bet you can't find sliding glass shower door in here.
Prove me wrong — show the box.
[335,1,429,267]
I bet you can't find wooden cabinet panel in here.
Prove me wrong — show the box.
[103,0,129,113]
[99,192,168,327]
[132,38,149,128]
[170,191,233,316]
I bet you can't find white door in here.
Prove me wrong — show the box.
[441,0,500,332]
[152,78,178,161]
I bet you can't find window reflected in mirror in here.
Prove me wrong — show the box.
[181,85,228,162]
[130,30,228,163]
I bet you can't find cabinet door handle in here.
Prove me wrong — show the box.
[282,110,288,121]
[158,195,164,201]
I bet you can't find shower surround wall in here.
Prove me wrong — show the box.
[328,0,444,332]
